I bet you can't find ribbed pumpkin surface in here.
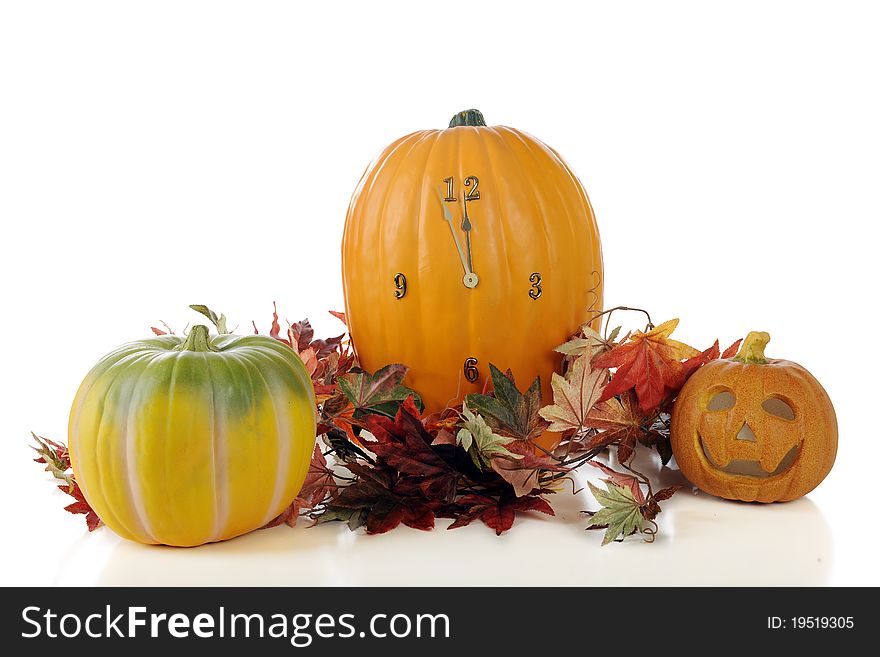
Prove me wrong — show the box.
[68,331,316,546]
[342,113,603,445]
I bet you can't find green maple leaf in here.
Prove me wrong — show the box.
[586,481,645,545]
[338,364,423,417]
[464,364,548,441]
[456,403,522,470]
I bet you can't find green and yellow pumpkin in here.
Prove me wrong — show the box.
[69,325,317,547]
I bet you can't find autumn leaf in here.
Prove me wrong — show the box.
[320,392,360,443]
[489,439,565,497]
[653,486,681,502]
[586,481,645,545]
[423,409,461,435]
[326,463,435,534]
[31,433,73,486]
[288,317,315,351]
[721,338,743,359]
[465,364,548,441]
[261,445,350,529]
[268,301,287,343]
[672,337,744,396]
[539,356,606,434]
[578,391,652,460]
[592,318,700,413]
[585,462,680,543]
[677,337,744,383]
[297,446,337,508]
[31,433,103,531]
[456,402,521,470]
[61,482,103,532]
[189,304,228,334]
[315,506,369,531]
[321,426,374,463]
[587,461,646,503]
[313,348,357,398]
[554,325,619,361]
[261,502,300,529]
[448,494,554,535]
[286,317,345,359]
[363,397,459,502]
[338,364,423,417]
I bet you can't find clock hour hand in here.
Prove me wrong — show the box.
[462,198,474,273]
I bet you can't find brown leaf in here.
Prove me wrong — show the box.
[617,435,636,463]
[653,485,681,502]
[490,440,566,497]
[579,391,650,452]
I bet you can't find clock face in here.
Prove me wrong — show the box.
[391,174,543,385]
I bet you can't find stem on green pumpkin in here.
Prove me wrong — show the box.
[177,325,217,352]
[733,330,771,364]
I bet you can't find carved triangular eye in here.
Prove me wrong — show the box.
[706,390,736,411]
[762,396,795,420]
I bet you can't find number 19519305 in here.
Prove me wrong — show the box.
[768,616,854,629]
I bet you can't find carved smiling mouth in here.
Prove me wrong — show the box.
[699,436,801,478]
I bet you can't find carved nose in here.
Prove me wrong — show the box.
[736,422,757,442]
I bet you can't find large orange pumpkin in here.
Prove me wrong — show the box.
[342,109,603,448]
[670,331,837,502]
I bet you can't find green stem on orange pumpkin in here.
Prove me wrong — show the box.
[178,325,217,352]
[733,331,771,364]
[448,109,487,128]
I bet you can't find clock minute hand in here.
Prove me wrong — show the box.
[438,189,472,275]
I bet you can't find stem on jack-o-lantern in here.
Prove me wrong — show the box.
[733,330,771,364]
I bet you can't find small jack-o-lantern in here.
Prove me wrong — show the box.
[670,331,837,502]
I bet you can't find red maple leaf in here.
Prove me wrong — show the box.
[60,483,102,532]
[449,494,554,535]
[671,337,744,398]
[363,397,459,502]
[329,463,436,534]
[592,319,700,413]
[264,444,340,529]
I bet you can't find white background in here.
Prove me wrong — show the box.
[1,0,878,586]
